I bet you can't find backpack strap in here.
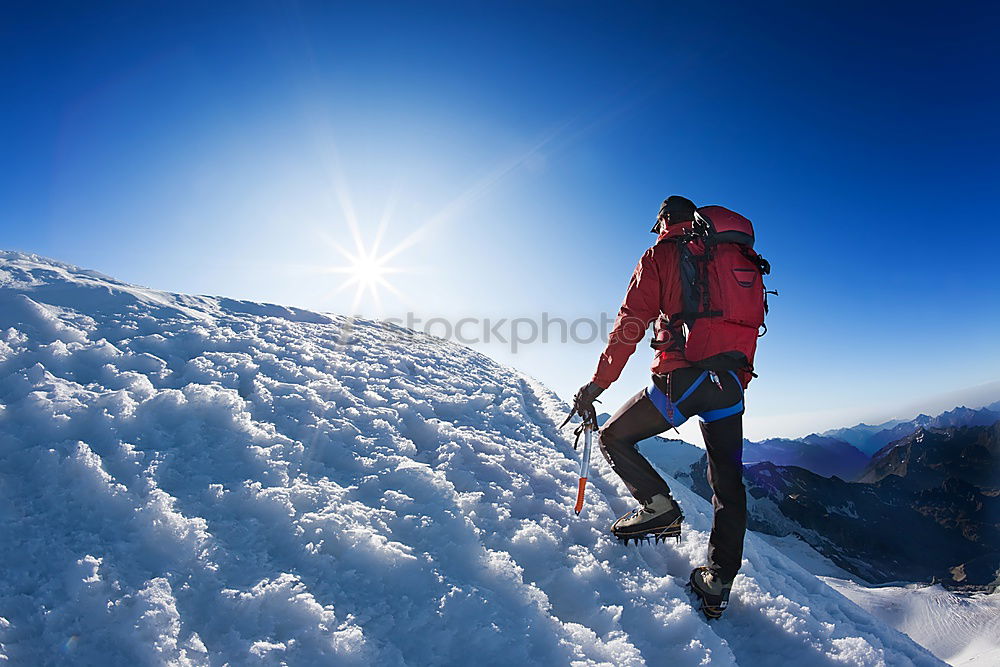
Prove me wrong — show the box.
[667,236,721,327]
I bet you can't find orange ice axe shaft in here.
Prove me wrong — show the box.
[574,426,594,514]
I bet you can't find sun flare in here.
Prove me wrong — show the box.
[329,242,403,312]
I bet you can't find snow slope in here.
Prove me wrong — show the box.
[637,436,705,478]
[822,580,1000,667]
[753,533,1000,666]
[0,250,943,666]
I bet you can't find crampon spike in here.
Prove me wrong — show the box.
[613,522,682,546]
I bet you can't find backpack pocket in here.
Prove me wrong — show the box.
[711,247,765,328]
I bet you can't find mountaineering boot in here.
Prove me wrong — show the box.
[689,566,734,619]
[611,493,683,544]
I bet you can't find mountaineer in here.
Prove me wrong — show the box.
[569,195,771,619]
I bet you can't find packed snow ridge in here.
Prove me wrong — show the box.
[823,579,1000,667]
[0,250,943,666]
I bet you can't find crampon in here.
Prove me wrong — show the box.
[611,510,683,546]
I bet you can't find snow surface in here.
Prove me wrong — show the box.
[0,250,944,665]
[638,436,705,478]
[690,471,1000,667]
[822,580,1000,667]
[758,534,865,582]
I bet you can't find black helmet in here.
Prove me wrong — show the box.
[651,195,697,233]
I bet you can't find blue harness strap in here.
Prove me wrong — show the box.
[646,370,745,425]
[646,381,688,427]
[699,400,744,423]
[701,370,745,423]
[676,371,708,404]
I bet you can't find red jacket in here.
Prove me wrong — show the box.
[592,222,757,389]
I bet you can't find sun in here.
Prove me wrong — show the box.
[328,241,402,312]
[308,110,570,317]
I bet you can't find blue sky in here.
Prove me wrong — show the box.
[3,1,999,440]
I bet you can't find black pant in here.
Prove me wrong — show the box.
[599,367,747,581]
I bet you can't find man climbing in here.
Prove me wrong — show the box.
[569,195,770,619]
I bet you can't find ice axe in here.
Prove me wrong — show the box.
[560,404,598,515]
[573,424,594,514]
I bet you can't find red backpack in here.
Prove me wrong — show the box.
[662,206,773,382]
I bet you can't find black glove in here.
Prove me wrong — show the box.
[560,381,604,432]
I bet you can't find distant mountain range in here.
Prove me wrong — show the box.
[739,401,1000,481]
[819,402,1000,456]
[742,435,869,480]
[684,421,1000,591]
[858,421,1000,490]
[633,400,1000,590]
